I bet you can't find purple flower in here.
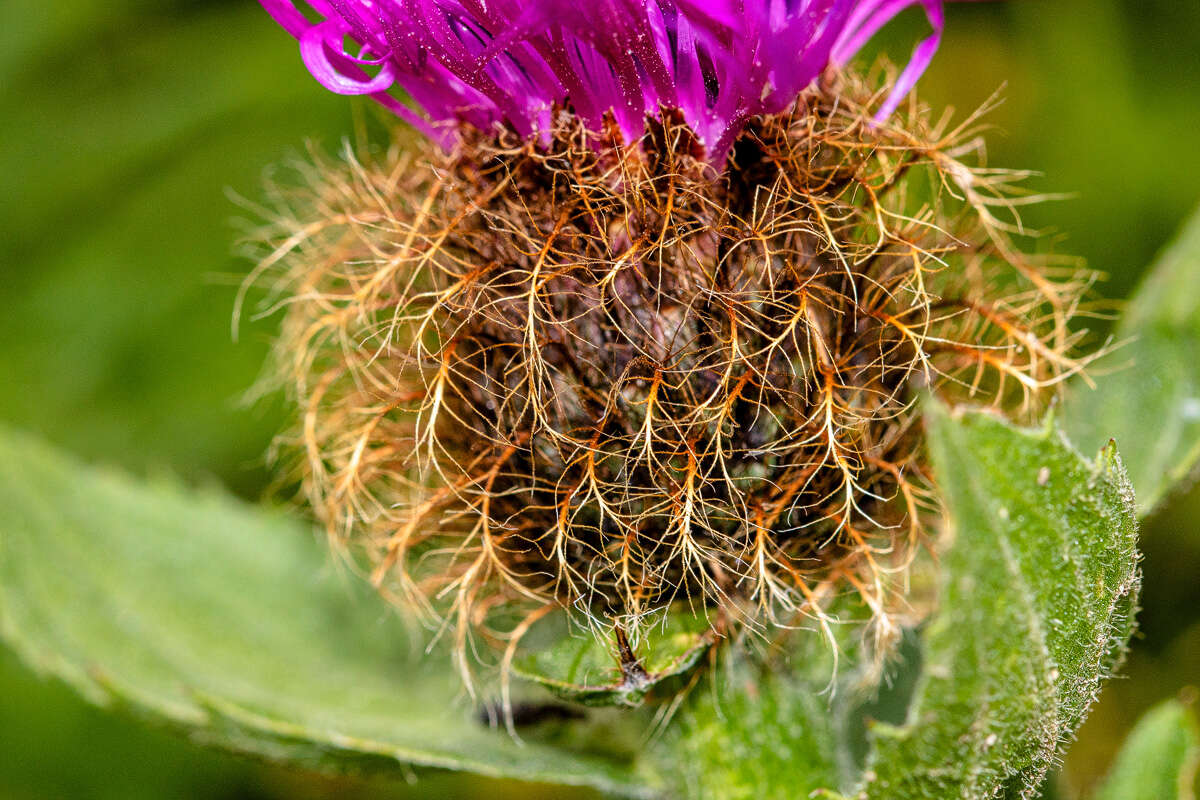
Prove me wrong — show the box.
[261,0,946,158]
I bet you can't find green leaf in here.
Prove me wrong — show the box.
[1092,697,1199,800]
[643,647,846,800]
[0,427,649,798]
[1064,205,1200,514]
[861,407,1140,799]
[515,613,714,708]
[641,596,897,799]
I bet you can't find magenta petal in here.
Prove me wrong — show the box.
[261,0,950,160]
[260,0,314,38]
[299,20,398,95]
[834,0,925,63]
[870,0,945,120]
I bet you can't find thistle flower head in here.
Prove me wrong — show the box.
[255,0,1097,699]
[260,0,945,157]
[257,77,1094,685]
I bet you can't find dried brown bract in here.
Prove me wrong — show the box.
[253,71,1095,680]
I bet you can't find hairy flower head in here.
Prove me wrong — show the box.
[254,1,1096,695]
[260,0,946,157]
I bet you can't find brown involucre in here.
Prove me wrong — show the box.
[255,71,1095,679]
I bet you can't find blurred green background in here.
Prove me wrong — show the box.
[0,1,1196,797]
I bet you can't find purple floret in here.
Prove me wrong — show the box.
[260,0,946,158]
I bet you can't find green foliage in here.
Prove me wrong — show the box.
[0,647,585,800]
[1066,205,1200,514]
[646,651,845,800]
[0,427,647,798]
[1092,697,1199,800]
[861,408,1139,800]
[0,648,269,800]
[515,613,714,708]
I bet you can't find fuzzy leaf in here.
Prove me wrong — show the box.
[645,649,847,799]
[861,408,1140,799]
[1092,698,1199,800]
[0,427,648,797]
[1065,204,1200,514]
[643,596,899,798]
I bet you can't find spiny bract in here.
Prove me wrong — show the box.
[256,72,1093,682]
